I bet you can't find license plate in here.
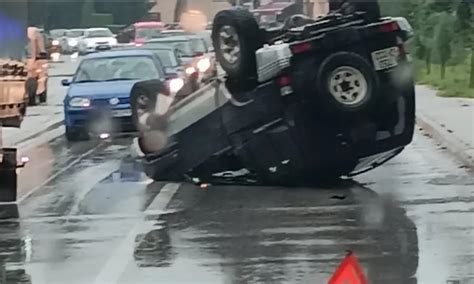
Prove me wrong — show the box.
[112,109,132,117]
[371,47,399,71]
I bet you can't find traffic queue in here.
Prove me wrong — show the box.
[58,21,217,142]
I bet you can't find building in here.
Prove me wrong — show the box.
[149,0,231,24]
[149,0,329,24]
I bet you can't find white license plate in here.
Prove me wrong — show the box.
[112,109,132,117]
[371,47,399,71]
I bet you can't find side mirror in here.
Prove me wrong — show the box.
[61,79,71,86]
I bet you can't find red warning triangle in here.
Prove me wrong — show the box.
[328,252,368,284]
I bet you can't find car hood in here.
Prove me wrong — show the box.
[67,80,139,98]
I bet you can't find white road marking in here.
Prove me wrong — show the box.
[93,182,181,284]
[17,143,101,204]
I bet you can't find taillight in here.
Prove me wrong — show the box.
[380,22,400,33]
[291,42,312,54]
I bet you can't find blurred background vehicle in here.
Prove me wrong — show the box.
[61,49,183,141]
[60,29,85,54]
[78,27,117,55]
[147,35,217,83]
[117,21,166,46]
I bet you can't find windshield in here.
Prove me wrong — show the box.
[141,46,179,67]
[66,30,84,37]
[155,40,193,57]
[190,38,207,53]
[136,27,162,40]
[74,56,160,82]
[50,29,67,38]
[86,29,113,38]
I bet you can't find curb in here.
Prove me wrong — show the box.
[416,113,474,170]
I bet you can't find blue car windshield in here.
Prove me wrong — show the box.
[74,56,160,82]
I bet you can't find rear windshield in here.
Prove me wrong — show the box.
[67,30,84,37]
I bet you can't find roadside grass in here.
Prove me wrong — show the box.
[415,57,473,98]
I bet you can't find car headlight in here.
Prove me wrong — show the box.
[68,39,78,47]
[52,39,60,46]
[69,97,91,108]
[168,78,184,93]
[87,41,95,47]
[110,38,117,45]
[185,66,196,75]
[197,58,211,73]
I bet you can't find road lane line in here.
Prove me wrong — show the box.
[17,143,102,204]
[93,182,181,284]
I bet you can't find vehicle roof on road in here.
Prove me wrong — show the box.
[84,49,156,59]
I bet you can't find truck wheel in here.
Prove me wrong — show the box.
[130,80,169,133]
[212,9,262,80]
[329,0,381,22]
[315,52,378,116]
[25,78,38,106]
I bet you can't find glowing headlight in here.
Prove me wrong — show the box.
[52,39,60,46]
[185,66,196,75]
[68,39,78,46]
[69,97,91,108]
[197,58,211,73]
[168,78,184,93]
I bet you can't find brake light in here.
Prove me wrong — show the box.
[291,42,312,54]
[380,22,399,33]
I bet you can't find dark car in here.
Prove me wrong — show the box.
[147,36,217,84]
[130,4,415,186]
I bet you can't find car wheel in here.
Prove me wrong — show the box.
[315,52,378,117]
[25,78,38,106]
[65,126,88,142]
[212,9,262,81]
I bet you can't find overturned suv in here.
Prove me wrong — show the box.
[130,2,415,185]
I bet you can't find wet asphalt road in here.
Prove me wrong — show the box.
[1,62,474,284]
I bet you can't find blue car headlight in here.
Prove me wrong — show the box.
[69,97,91,108]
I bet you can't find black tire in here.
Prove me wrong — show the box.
[130,80,170,133]
[314,52,378,117]
[25,78,38,106]
[65,126,88,141]
[39,90,47,103]
[329,0,381,22]
[212,9,262,80]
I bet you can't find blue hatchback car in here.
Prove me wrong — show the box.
[62,50,169,141]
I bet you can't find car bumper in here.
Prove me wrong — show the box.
[65,106,135,133]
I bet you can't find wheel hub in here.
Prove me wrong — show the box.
[328,66,368,106]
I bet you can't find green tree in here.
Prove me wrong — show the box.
[456,0,474,88]
[434,12,456,79]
